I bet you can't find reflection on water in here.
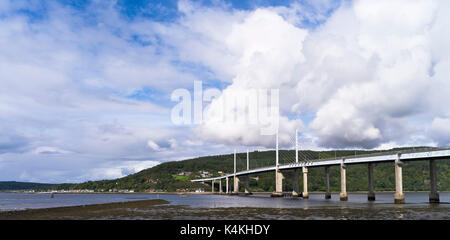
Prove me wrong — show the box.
[163,192,450,209]
[0,192,449,211]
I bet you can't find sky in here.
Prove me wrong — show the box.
[1,0,450,183]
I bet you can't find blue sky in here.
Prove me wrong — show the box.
[0,0,449,183]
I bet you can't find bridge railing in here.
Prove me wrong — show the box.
[296,146,450,163]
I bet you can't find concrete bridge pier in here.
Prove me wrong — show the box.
[219,179,223,194]
[340,161,348,201]
[232,176,240,195]
[325,166,331,199]
[429,160,440,203]
[302,167,309,199]
[271,170,284,197]
[211,180,215,193]
[292,169,300,197]
[368,163,375,201]
[394,154,405,204]
[241,176,252,195]
[225,177,229,194]
[281,171,299,197]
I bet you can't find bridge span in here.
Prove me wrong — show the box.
[192,131,448,204]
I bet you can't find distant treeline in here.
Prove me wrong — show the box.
[0,181,56,191]
[51,148,450,193]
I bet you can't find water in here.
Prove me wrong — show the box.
[0,192,449,211]
[0,193,156,211]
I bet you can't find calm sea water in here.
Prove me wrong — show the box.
[0,192,449,211]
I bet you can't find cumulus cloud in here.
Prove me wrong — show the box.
[173,0,450,150]
[190,8,307,147]
[303,0,445,148]
[429,118,450,146]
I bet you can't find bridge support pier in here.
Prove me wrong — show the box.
[240,176,252,195]
[340,162,348,201]
[226,177,229,194]
[292,169,300,197]
[302,167,309,199]
[219,179,223,194]
[394,154,405,204]
[232,176,240,195]
[368,163,375,201]
[429,160,440,203]
[325,166,331,199]
[211,180,215,193]
[271,170,284,197]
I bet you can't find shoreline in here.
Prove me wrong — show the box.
[3,190,450,194]
[1,197,448,220]
[0,199,170,220]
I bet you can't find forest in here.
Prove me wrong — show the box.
[51,148,450,193]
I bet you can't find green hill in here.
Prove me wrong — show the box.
[53,148,450,193]
[0,181,57,191]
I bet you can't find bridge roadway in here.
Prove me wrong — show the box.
[191,147,450,203]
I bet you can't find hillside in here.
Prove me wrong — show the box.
[53,148,450,193]
[0,181,57,191]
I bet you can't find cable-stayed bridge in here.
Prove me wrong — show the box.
[192,130,448,203]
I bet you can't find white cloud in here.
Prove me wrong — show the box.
[147,140,161,151]
[429,118,450,146]
[193,9,307,147]
[0,1,190,182]
[1,0,450,183]
[82,160,161,180]
[33,146,72,155]
[299,0,448,148]
[176,0,450,150]
[267,0,341,26]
